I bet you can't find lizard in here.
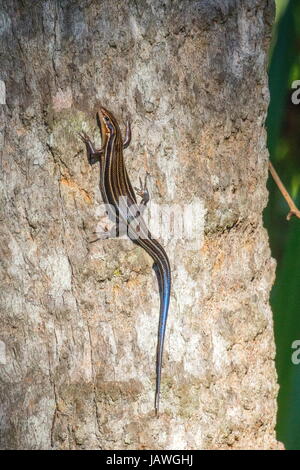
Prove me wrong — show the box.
[79,107,171,416]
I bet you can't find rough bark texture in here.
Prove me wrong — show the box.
[0,0,283,450]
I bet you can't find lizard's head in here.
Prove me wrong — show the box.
[97,107,117,145]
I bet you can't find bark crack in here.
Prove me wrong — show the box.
[87,323,102,445]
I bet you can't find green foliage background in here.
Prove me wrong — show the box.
[266,0,300,450]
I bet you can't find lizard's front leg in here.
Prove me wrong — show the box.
[134,173,150,215]
[78,131,104,165]
[123,119,131,149]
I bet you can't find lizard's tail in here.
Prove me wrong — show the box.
[153,255,171,417]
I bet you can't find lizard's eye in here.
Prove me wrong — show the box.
[104,116,109,122]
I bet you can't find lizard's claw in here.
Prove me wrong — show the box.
[77,131,91,145]
[78,132,104,161]
[134,173,150,205]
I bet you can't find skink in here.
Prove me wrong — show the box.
[79,107,171,415]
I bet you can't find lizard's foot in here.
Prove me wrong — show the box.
[78,131,103,163]
[78,130,93,146]
[134,172,150,206]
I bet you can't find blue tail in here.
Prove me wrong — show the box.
[153,263,171,416]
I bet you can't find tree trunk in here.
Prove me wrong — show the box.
[0,0,283,450]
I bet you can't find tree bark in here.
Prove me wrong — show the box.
[0,0,283,450]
